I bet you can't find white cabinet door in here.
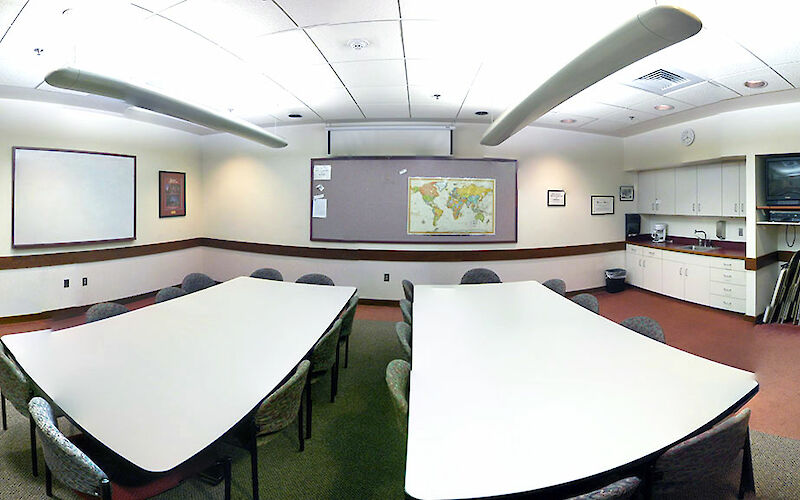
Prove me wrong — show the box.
[739,162,746,215]
[661,259,685,299]
[697,164,722,216]
[683,262,711,305]
[641,256,662,292]
[627,255,642,287]
[674,167,698,216]
[655,168,676,214]
[721,162,740,217]
[638,170,657,214]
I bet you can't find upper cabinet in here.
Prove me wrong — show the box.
[638,169,675,214]
[721,161,746,217]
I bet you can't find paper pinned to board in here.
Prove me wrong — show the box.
[316,184,325,192]
[313,164,332,180]
[312,198,327,218]
[313,194,324,199]
[398,169,408,175]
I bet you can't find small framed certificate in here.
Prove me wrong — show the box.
[591,195,614,215]
[619,185,634,201]
[547,190,566,207]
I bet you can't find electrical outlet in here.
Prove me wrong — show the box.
[82,277,88,286]
[63,279,69,288]
[383,273,390,282]
[739,228,743,236]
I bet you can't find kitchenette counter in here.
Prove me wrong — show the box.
[626,235,746,260]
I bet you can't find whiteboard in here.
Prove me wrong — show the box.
[13,147,136,247]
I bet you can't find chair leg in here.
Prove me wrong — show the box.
[739,429,755,499]
[298,390,305,452]
[101,479,112,500]
[332,349,339,403]
[345,336,350,368]
[29,415,38,476]
[1,392,6,430]
[221,457,232,500]
[305,376,312,439]
[249,437,259,500]
[45,465,52,497]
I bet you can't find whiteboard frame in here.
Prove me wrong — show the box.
[12,146,137,248]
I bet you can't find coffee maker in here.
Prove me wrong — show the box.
[651,223,667,243]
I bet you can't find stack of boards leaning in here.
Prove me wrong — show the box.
[764,251,800,323]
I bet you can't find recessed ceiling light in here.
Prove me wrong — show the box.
[347,39,370,51]
[744,80,767,88]
[475,111,488,116]
[559,118,577,124]
[288,113,302,119]
[654,104,674,111]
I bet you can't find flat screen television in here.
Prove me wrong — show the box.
[766,156,800,205]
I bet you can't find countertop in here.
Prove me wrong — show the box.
[626,235,746,260]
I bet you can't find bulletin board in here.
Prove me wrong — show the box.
[309,156,517,243]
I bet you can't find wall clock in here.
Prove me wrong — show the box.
[681,128,695,146]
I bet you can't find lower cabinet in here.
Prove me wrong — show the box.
[626,244,745,314]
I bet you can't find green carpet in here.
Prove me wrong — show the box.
[1,319,799,499]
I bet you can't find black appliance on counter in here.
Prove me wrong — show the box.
[625,214,641,238]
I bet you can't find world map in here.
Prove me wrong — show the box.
[407,177,495,235]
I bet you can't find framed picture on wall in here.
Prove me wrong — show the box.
[547,190,566,206]
[159,171,186,218]
[619,185,634,201]
[591,195,614,215]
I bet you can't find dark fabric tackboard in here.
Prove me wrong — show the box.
[310,156,517,243]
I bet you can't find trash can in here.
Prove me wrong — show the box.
[605,268,627,293]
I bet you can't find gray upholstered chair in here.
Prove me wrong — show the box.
[542,278,567,296]
[385,359,411,434]
[250,268,283,281]
[29,397,232,500]
[567,477,641,499]
[181,272,216,293]
[154,286,187,304]
[649,409,753,499]
[571,293,599,314]
[85,302,129,323]
[296,273,335,286]
[620,316,665,343]
[402,279,414,302]
[395,322,412,360]
[400,299,412,325]
[306,318,342,439]
[460,267,501,284]
[0,351,43,475]
[337,294,359,368]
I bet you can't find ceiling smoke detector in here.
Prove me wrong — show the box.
[347,38,370,51]
[288,113,303,118]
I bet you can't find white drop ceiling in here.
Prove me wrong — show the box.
[1,0,800,137]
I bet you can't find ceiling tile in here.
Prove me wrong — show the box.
[408,85,466,108]
[603,107,657,124]
[362,104,411,119]
[665,81,740,107]
[130,0,185,12]
[233,29,326,69]
[348,85,408,105]
[313,100,364,121]
[405,59,479,89]
[400,20,483,60]
[534,112,597,128]
[410,103,459,120]
[332,59,406,87]
[307,21,403,63]
[267,64,344,97]
[579,83,655,108]
[160,0,295,44]
[0,0,27,35]
[625,94,695,117]
[276,0,399,27]
[552,100,625,120]
[578,119,629,133]
[715,67,794,96]
[774,62,800,88]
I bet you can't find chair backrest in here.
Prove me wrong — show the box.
[460,268,501,284]
[339,294,359,340]
[395,322,412,359]
[385,359,411,433]
[296,273,335,286]
[399,299,412,325]
[571,293,599,314]
[29,397,109,497]
[255,360,310,435]
[85,302,129,323]
[311,318,342,372]
[155,286,187,304]
[651,409,751,495]
[402,279,414,302]
[250,268,284,281]
[181,272,216,293]
[542,278,567,296]
[620,316,665,343]
[568,477,641,500]
[0,352,32,416]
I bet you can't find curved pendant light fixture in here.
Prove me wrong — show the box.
[480,5,702,146]
[45,67,288,148]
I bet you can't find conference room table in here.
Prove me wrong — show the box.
[405,280,759,500]
[1,276,356,473]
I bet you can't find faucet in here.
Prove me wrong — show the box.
[695,230,707,247]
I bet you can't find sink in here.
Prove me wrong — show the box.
[678,244,721,251]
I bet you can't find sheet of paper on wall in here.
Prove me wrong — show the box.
[313,164,332,181]
[312,198,328,218]
[313,194,324,199]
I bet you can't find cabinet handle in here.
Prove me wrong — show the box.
[734,203,738,213]
[651,202,654,211]
[643,260,646,269]
[723,262,731,268]
[685,267,688,277]
[692,202,695,212]
[698,202,702,212]
[723,273,732,278]
[724,287,732,292]
[741,202,744,212]
[723,300,732,306]
[679,268,683,276]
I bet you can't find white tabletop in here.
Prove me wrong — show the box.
[405,281,758,500]
[2,276,355,472]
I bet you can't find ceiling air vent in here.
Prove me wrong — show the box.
[625,68,703,95]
